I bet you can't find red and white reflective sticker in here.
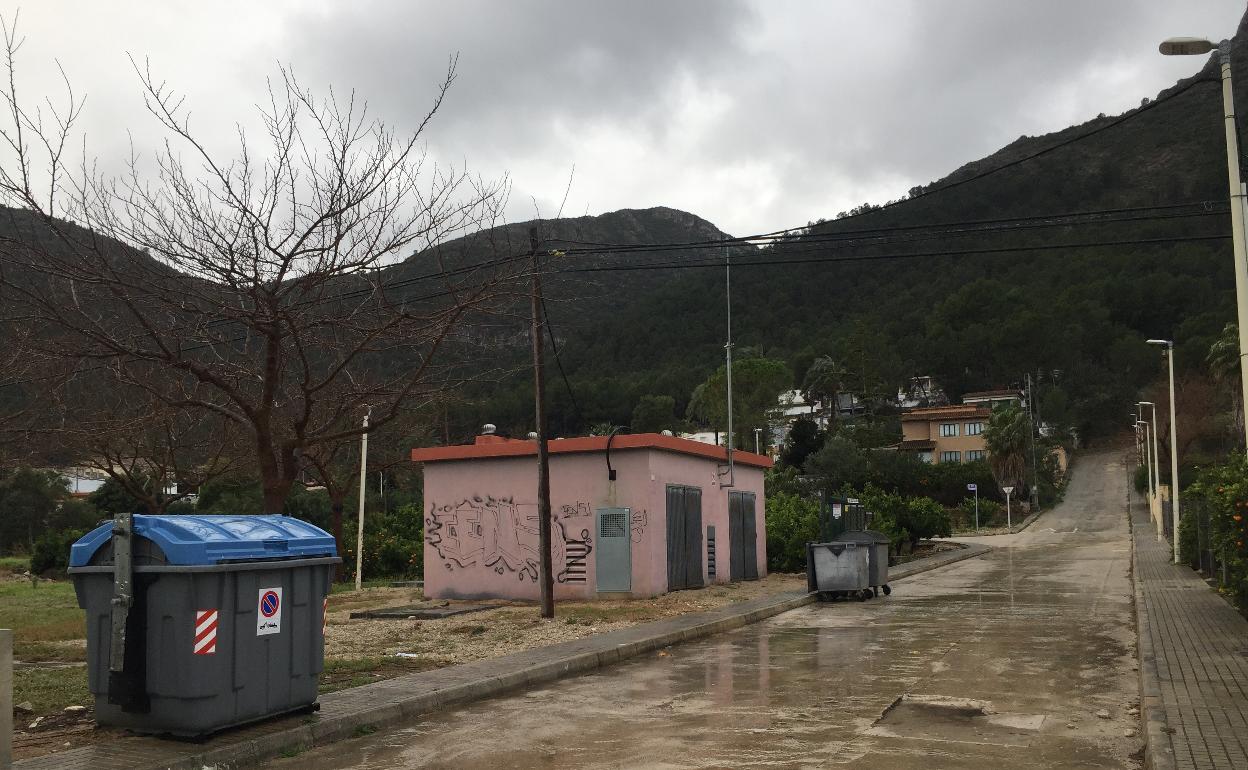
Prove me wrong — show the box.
[194,609,219,655]
[322,597,328,637]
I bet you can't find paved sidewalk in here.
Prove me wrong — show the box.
[1132,502,1248,770]
[17,542,989,770]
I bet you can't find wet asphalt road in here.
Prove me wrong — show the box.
[271,449,1140,769]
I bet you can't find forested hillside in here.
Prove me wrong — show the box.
[461,20,1248,443]
[3,17,1246,450]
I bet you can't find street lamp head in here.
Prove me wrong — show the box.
[1159,37,1215,56]
[1146,338,1173,348]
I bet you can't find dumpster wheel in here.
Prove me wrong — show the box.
[882,584,891,596]
[857,589,870,601]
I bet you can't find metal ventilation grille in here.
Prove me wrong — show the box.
[599,512,628,538]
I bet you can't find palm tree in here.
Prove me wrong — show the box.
[802,355,847,427]
[984,404,1031,493]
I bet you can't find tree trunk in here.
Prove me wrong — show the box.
[256,434,296,515]
[262,481,293,515]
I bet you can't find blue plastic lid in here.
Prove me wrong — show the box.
[70,515,338,567]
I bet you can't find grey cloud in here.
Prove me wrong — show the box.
[6,1,1244,237]
[286,0,757,154]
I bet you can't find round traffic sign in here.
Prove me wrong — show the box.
[260,590,280,618]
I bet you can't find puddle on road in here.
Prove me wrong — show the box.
[867,694,1046,747]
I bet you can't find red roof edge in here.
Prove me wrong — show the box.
[411,432,774,469]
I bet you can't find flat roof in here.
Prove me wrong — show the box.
[410,432,773,468]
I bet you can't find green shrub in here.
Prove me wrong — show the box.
[30,528,88,576]
[1179,502,1201,569]
[764,491,821,573]
[855,486,909,553]
[855,486,950,553]
[1183,453,1248,608]
[901,497,952,541]
[340,503,423,581]
[951,497,1006,530]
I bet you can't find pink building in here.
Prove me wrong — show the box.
[410,432,772,600]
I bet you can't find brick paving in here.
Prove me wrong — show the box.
[1133,502,1248,770]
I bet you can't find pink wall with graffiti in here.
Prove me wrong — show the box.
[421,447,766,600]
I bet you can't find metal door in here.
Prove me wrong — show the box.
[728,493,745,580]
[729,492,759,581]
[739,492,758,580]
[595,508,632,592]
[683,488,703,588]
[666,485,704,591]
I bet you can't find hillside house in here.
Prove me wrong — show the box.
[898,404,991,464]
[410,431,771,600]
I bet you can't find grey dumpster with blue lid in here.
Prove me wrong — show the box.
[69,513,340,737]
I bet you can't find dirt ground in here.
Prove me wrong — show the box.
[325,573,808,668]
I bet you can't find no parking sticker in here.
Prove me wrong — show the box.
[257,587,283,636]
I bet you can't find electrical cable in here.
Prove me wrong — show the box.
[541,295,582,425]
[0,72,1229,396]
[557,232,1231,274]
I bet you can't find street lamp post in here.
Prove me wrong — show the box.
[1131,412,1141,465]
[355,407,371,591]
[1140,401,1162,534]
[1161,37,1248,448]
[754,427,763,455]
[1137,420,1154,532]
[1148,339,1181,562]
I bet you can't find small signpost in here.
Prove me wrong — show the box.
[1002,486,1015,529]
[967,483,979,531]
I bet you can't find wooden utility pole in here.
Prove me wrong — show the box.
[530,227,555,618]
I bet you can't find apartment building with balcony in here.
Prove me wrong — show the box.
[898,404,991,464]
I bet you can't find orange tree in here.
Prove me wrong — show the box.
[1182,453,1248,607]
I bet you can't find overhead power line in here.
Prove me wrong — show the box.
[558,232,1232,274]
[0,72,1229,396]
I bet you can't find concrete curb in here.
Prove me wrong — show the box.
[1129,507,1177,770]
[1007,506,1045,534]
[949,505,1045,538]
[892,543,991,580]
[17,542,991,770]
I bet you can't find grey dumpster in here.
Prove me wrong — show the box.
[69,513,340,737]
[834,530,891,595]
[806,541,871,601]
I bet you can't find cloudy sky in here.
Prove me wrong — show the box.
[7,1,1245,237]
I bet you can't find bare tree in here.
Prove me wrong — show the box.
[1150,373,1219,474]
[0,17,521,512]
[29,379,243,513]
